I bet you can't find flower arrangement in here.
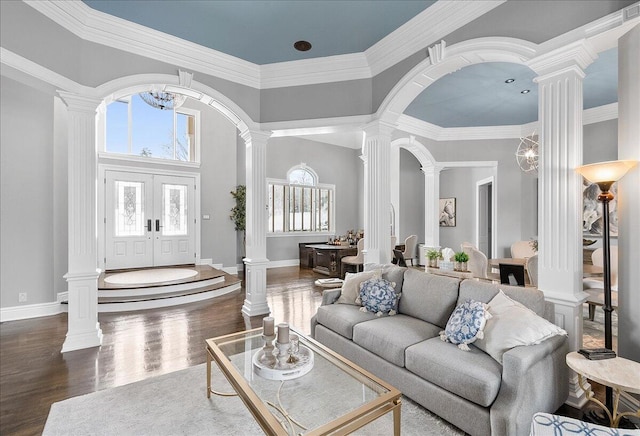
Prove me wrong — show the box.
[529,239,538,252]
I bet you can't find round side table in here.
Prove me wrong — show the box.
[566,351,640,427]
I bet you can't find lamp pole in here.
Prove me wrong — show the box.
[597,182,614,411]
[576,159,637,419]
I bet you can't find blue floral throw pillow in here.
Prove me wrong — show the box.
[440,299,492,351]
[357,278,400,317]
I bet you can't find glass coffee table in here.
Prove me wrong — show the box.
[206,327,401,435]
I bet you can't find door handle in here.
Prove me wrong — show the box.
[147,219,152,232]
[156,219,160,232]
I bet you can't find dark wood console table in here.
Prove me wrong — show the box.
[305,244,357,278]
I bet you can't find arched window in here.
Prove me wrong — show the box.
[268,164,334,234]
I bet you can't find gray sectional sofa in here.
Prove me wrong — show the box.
[310,265,569,436]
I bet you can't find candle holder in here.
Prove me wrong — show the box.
[275,341,290,369]
[258,334,277,367]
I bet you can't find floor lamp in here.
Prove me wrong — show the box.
[576,159,637,413]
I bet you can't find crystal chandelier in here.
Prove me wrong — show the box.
[139,87,186,111]
[516,133,539,176]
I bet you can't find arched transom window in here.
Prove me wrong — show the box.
[268,164,334,234]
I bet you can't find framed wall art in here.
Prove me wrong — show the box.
[439,198,456,227]
[582,180,618,237]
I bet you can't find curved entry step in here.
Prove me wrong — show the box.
[96,265,241,312]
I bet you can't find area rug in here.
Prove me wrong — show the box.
[104,268,198,285]
[43,363,464,436]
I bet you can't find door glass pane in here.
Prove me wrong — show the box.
[115,181,144,236]
[163,184,188,236]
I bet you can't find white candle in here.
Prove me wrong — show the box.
[263,317,275,336]
[277,323,290,344]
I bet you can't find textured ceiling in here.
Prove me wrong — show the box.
[81,1,619,129]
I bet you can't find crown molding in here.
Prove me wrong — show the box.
[25,0,262,89]
[396,103,618,142]
[0,47,87,94]
[366,0,506,77]
[260,53,371,89]
[25,0,505,90]
[583,103,618,125]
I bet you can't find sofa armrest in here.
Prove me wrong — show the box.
[321,288,341,306]
[490,335,569,436]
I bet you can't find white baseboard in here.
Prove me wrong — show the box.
[267,259,300,269]
[198,258,212,265]
[0,300,63,322]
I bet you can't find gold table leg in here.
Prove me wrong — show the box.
[206,347,238,398]
[577,374,640,428]
[393,397,402,436]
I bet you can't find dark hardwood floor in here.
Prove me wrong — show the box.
[0,266,322,436]
[1,266,613,435]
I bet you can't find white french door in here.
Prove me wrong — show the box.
[105,171,196,270]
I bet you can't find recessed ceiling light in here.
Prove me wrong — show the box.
[294,40,312,52]
[505,79,515,83]
[521,89,530,94]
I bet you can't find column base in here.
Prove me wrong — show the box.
[242,258,271,318]
[63,269,102,353]
[61,323,103,353]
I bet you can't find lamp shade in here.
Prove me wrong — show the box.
[576,160,637,183]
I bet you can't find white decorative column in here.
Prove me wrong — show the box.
[529,40,597,407]
[362,121,394,265]
[390,145,400,239]
[617,24,640,363]
[422,164,442,249]
[58,92,103,353]
[241,129,271,317]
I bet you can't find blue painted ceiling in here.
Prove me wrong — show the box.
[82,1,619,128]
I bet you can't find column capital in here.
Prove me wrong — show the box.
[58,92,102,113]
[362,119,396,138]
[240,128,272,145]
[528,39,597,78]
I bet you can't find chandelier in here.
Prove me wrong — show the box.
[516,133,539,176]
[139,88,186,111]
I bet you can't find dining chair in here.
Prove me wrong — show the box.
[462,244,489,279]
[510,241,536,259]
[526,254,538,286]
[391,235,397,258]
[402,235,418,266]
[341,238,365,278]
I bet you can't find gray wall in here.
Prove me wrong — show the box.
[399,149,425,243]
[265,137,361,262]
[1,77,57,306]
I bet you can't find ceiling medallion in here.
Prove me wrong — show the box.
[516,133,539,176]
[294,40,312,52]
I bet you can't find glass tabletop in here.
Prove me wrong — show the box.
[207,327,396,435]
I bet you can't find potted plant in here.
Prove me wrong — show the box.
[229,185,246,257]
[454,251,469,272]
[426,249,440,268]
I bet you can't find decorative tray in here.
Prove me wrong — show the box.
[252,345,314,381]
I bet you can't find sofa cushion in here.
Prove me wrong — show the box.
[316,304,377,339]
[474,290,567,363]
[458,279,546,316]
[352,315,440,367]
[358,278,400,316]
[398,269,460,328]
[405,337,503,407]
[336,270,381,305]
[364,263,406,293]
[440,299,491,350]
